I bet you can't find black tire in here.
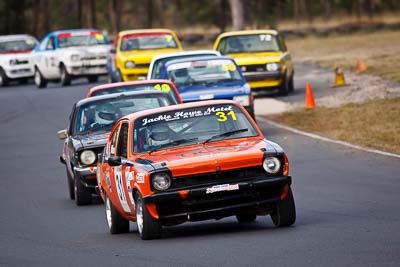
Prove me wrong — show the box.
[0,68,9,86]
[105,195,129,234]
[135,192,162,240]
[19,78,29,85]
[236,213,257,223]
[87,76,98,83]
[60,64,71,86]
[279,74,290,96]
[288,75,295,92]
[66,167,75,200]
[271,187,296,227]
[34,67,47,88]
[74,175,92,206]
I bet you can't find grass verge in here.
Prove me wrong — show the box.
[268,98,400,154]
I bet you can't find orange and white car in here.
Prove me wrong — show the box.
[97,99,296,239]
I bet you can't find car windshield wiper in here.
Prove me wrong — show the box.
[203,128,248,144]
[149,137,199,153]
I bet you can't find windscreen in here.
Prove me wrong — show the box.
[58,31,108,48]
[90,82,180,104]
[120,33,178,51]
[0,38,36,53]
[218,34,282,54]
[166,59,243,87]
[73,95,170,135]
[133,103,258,153]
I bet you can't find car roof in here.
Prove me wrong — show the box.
[124,99,240,121]
[118,28,177,36]
[87,79,176,94]
[163,55,235,68]
[151,50,221,62]
[216,29,279,39]
[49,29,104,36]
[76,90,172,107]
[0,34,38,42]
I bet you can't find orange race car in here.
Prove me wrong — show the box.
[97,100,295,239]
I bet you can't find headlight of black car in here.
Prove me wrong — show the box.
[263,156,281,174]
[80,150,96,165]
[151,172,171,191]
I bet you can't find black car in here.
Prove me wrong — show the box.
[57,90,175,205]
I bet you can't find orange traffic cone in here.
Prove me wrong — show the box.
[305,82,316,109]
[356,59,367,74]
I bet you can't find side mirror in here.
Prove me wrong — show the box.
[108,156,122,166]
[57,129,68,140]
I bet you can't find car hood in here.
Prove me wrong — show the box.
[118,48,182,64]
[226,51,283,65]
[140,138,279,177]
[73,132,109,150]
[179,83,250,102]
[59,45,109,56]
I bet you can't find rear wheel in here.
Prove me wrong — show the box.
[105,195,129,234]
[271,187,296,227]
[74,175,92,206]
[135,192,162,240]
[0,68,9,86]
[60,64,71,86]
[34,67,47,88]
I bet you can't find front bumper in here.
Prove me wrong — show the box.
[68,60,107,76]
[74,166,97,189]
[121,67,149,81]
[243,71,283,90]
[5,66,34,79]
[144,175,291,223]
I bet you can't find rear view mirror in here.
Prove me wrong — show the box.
[57,129,68,140]
[108,156,122,166]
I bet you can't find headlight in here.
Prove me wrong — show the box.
[125,61,136,69]
[266,63,280,72]
[241,66,247,72]
[152,172,171,191]
[80,150,96,165]
[233,95,250,106]
[9,59,18,65]
[71,54,80,61]
[263,157,281,174]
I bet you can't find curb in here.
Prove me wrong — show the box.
[257,116,400,159]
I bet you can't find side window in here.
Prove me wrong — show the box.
[117,123,129,158]
[216,38,227,55]
[46,37,55,50]
[110,125,120,156]
[278,34,287,52]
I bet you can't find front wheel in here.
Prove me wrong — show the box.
[278,74,290,96]
[135,192,162,240]
[0,68,9,86]
[60,64,71,86]
[66,167,74,200]
[74,175,92,206]
[105,195,129,234]
[271,186,296,227]
[34,67,47,88]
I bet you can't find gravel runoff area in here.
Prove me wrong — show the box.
[255,70,400,116]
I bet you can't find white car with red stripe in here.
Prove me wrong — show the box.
[0,34,38,86]
[31,29,111,88]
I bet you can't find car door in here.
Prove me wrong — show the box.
[109,122,135,214]
[39,35,60,79]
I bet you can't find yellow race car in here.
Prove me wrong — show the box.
[107,29,183,82]
[213,30,294,95]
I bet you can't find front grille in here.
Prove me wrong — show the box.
[81,55,107,60]
[242,64,267,72]
[170,166,273,190]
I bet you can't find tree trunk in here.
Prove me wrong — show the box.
[90,0,96,28]
[229,0,244,30]
[320,0,331,20]
[146,0,153,28]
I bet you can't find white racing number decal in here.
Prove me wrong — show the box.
[114,166,131,212]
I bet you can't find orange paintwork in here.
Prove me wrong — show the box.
[98,100,288,223]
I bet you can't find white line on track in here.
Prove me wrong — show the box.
[257,117,400,159]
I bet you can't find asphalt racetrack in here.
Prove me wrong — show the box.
[0,67,399,266]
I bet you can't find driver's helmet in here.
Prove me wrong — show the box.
[149,125,171,146]
[95,103,120,125]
